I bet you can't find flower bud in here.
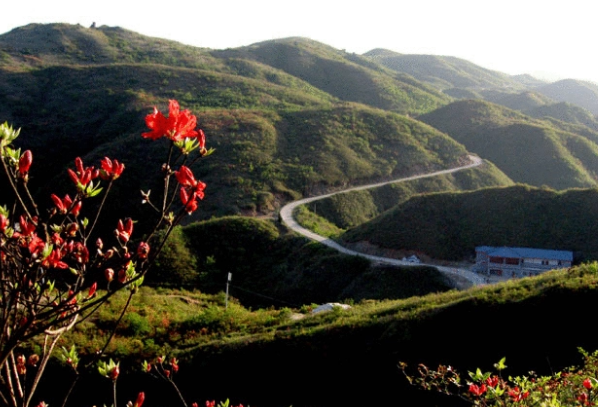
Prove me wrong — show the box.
[109,365,120,380]
[104,268,114,282]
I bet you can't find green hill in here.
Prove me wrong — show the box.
[419,99,598,189]
[527,102,598,131]
[340,184,598,261]
[487,90,554,111]
[212,38,452,115]
[300,160,512,230]
[535,79,598,115]
[364,48,528,90]
[0,24,481,223]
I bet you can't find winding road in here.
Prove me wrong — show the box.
[279,155,487,287]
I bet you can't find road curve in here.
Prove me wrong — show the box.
[279,155,486,286]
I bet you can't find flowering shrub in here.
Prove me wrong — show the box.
[401,349,598,406]
[0,100,216,407]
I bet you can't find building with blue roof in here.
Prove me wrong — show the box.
[474,246,573,278]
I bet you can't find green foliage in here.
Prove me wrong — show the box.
[342,184,598,261]
[148,226,198,287]
[420,99,598,189]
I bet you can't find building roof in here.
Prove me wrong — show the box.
[476,246,573,261]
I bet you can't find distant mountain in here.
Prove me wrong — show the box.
[535,79,598,115]
[419,100,598,189]
[485,91,554,112]
[211,38,452,115]
[364,48,530,91]
[527,102,598,132]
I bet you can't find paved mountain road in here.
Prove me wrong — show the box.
[279,155,486,287]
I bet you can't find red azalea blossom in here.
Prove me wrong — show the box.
[51,194,81,216]
[0,214,8,233]
[18,215,37,237]
[115,218,134,244]
[137,242,150,259]
[68,157,99,187]
[100,157,125,180]
[142,99,199,142]
[179,187,199,214]
[133,392,145,407]
[175,165,198,187]
[485,375,499,388]
[87,282,97,299]
[584,378,593,390]
[19,150,33,175]
[508,386,530,402]
[104,268,115,282]
[109,365,119,380]
[42,249,68,269]
[468,383,487,396]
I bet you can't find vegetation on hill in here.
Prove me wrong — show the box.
[212,38,452,115]
[340,184,598,261]
[43,263,598,406]
[0,24,482,224]
[364,48,528,90]
[419,99,598,189]
[535,79,598,115]
[148,216,454,307]
[297,161,512,231]
[527,101,598,131]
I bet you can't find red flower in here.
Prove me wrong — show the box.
[175,165,198,187]
[137,242,150,259]
[105,268,114,282]
[115,218,134,244]
[0,214,8,233]
[508,387,529,402]
[100,157,125,180]
[142,100,199,142]
[109,365,119,380]
[205,401,215,407]
[21,215,37,236]
[42,249,68,269]
[87,282,97,299]
[133,392,145,407]
[180,187,199,214]
[468,383,487,396]
[51,194,82,216]
[19,150,33,175]
[485,375,499,388]
[584,378,593,390]
[68,157,99,187]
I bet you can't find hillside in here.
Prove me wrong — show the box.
[0,23,479,224]
[535,79,598,115]
[211,38,452,115]
[45,263,598,407]
[419,99,598,189]
[364,48,531,90]
[340,184,598,261]
[300,160,512,231]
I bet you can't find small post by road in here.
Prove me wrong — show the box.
[225,272,232,309]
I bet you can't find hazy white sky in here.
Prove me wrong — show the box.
[2,0,596,83]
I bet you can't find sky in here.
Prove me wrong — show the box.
[2,0,597,84]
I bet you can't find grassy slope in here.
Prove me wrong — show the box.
[419,99,598,189]
[364,48,527,90]
[341,184,598,261]
[536,79,598,115]
[51,263,598,407]
[1,24,478,224]
[212,38,452,115]
[299,160,512,231]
